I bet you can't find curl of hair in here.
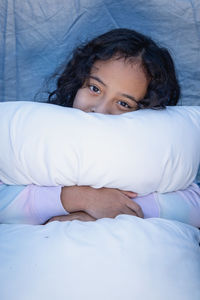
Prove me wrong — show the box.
[48,28,180,109]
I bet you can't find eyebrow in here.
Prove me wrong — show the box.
[121,93,138,103]
[89,75,138,103]
[89,75,106,87]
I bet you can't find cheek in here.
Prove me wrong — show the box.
[73,89,87,109]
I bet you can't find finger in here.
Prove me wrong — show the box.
[126,201,144,218]
[120,206,137,217]
[64,212,96,222]
[45,215,73,223]
[75,211,97,221]
[78,213,96,221]
[46,213,96,223]
[120,190,138,198]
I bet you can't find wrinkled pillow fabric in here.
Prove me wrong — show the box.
[0,101,200,194]
[0,216,200,300]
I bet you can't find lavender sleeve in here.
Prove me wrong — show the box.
[134,183,200,228]
[0,183,68,225]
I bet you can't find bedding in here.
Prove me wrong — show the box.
[0,101,200,194]
[0,1,200,299]
[0,216,200,300]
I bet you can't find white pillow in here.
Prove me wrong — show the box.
[0,216,200,300]
[0,101,200,194]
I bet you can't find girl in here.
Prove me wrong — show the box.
[0,28,200,227]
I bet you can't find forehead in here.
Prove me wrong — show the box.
[91,56,142,72]
[90,58,149,98]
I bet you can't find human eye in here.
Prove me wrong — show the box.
[88,84,101,94]
[117,100,132,109]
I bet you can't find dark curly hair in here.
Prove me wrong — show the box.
[48,28,180,109]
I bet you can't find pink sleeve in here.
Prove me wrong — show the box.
[133,183,200,228]
[0,185,68,225]
[28,185,68,224]
[133,193,159,219]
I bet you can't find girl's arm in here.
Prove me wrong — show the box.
[0,182,141,224]
[1,181,200,227]
[0,182,67,225]
[60,184,200,227]
[60,186,143,219]
[133,183,200,228]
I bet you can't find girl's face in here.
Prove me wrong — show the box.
[73,57,149,115]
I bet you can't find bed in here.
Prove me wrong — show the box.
[0,1,200,299]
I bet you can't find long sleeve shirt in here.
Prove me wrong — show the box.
[0,182,200,227]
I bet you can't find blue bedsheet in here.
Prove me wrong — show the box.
[0,0,200,106]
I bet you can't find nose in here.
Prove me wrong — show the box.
[90,99,110,114]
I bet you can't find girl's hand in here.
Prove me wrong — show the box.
[61,186,143,220]
[45,211,96,224]
[84,187,143,219]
